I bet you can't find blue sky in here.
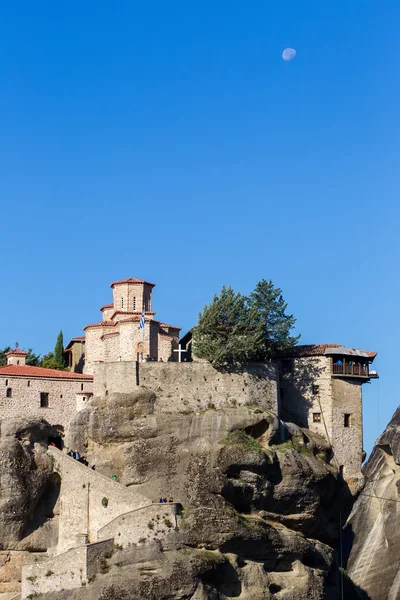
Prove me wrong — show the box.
[0,1,398,454]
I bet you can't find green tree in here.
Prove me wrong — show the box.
[0,346,41,366]
[0,346,11,366]
[41,352,62,370]
[25,349,41,366]
[192,286,261,368]
[53,331,65,368]
[248,279,300,360]
[193,280,299,368]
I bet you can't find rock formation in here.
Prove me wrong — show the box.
[0,390,365,598]
[346,406,400,599]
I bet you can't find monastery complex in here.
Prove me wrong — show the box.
[0,277,379,483]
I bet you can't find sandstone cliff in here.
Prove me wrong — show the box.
[346,406,400,600]
[0,390,364,599]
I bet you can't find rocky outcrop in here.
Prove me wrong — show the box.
[346,407,400,599]
[0,418,60,551]
[61,390,359,598]
[0,390,364,599]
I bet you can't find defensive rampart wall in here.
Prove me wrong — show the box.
[93,361,279,414]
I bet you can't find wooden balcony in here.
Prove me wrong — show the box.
[332,362,377,378]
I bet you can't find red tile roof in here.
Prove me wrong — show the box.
[110,278,155,288]
[84,321,115,330]
[101,332,120,339]
[6,349,29,356]
[100,304,114,311]
[277,344,377,359]
[159,323,182,331]
[0,365,93,380]
[71,336,85,341]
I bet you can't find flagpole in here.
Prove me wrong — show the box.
[142,302,145,361]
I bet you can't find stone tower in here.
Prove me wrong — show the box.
[83,278,180,373]
[278,344,378,489]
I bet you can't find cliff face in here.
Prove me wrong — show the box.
[346,407,400,600]
[63,389,358,599]
[0,390,363,599]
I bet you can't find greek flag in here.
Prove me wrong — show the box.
[138,312,145,329]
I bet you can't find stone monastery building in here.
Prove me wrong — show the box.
[83,278,181,373]
[0,277,379,484]
[0,348,93,439]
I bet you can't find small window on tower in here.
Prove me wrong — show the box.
[313,412,321,423]
[312,384,319,395]
[5,379,8,386]
[6,388,12,398]
[17,360,20,365]
[81,383,84,391]
[133,297,136,311]
[27,381,30,387]
[281,359,293,374]
[40,392,49,408]
[344,414,351,428]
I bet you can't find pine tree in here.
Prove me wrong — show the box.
[25,348,41,366]
[0,347,11,366]
[248,279,300,360]
[53,331,65,368]
[193,280,299,368]
[193,286,261,368]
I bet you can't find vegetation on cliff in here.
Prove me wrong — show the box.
[193,279,300,368]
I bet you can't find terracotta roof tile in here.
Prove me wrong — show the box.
[6,349,29,356]
[0,365,93,380]
[100,304,114,311]
[84,321,115,330]
[276,344,377,359]
[110,278,155,288]
[159,323,181,331]
[101,332,120,339]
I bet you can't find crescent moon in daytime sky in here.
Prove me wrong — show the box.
[282,48,296,61]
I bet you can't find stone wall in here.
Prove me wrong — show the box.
[21,539,114,599]
[279,356,334,444]
[279,355,365,480]
[331,378,363,477]
[49,447,151,552]
[93,361,279,414]
[22,545,86,599]
[0,376,93,437]
[0,551,46,594]
[97,503,178,548]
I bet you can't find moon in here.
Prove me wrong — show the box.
[282,48,296,61]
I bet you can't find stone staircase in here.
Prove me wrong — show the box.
[19,448,179,599]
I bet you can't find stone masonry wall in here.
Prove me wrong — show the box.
[21,539,114,599]
[331,378,363,477]
[279,356,334,443]
[97,504,177,548]
[0,551,46,593]
[49,447,151,552]
[93,361,279,414]
[22,545,86,599]
[0,376,93,435]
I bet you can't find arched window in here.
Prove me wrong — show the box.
[17,360,20,365]
[6,388,12,398]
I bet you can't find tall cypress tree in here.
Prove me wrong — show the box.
[54,331,65,368]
